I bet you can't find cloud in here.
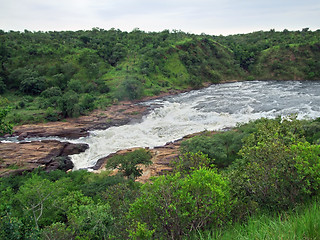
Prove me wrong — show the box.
[0,0,319,34]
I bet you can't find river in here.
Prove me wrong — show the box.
[68,80,320,170]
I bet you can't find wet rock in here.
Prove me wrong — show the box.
[46,156,74,172]
[11,101,149,139]
[18,132,28,141]
[0,140,88,177]
[61,142,89,156]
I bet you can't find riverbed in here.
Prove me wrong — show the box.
[69,80,320,169]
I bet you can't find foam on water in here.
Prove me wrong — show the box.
[69,80,320,169]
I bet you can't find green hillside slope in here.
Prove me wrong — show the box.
[0,28,319,124]
[252,43,320,80]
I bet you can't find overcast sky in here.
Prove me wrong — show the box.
[1,0,320,35]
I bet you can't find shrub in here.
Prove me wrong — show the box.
[106,149,152,179]
[20,76,46,95]
[58,90,80,118]
[227,117,318,214]
[116,78,144,100]
[79,93,96,112]
[181,131,245,168]
[128,168,231,239]
[67,79,84,93]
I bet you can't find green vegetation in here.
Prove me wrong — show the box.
[0,97,12,136]
[128,167,231,239]
[0,28,319,125]
[1,27,320,238]
[106,149,152,179]
[2,117,320,239]
[197,199,320,240]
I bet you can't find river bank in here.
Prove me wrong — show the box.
[0,86,206,177]
[3,80,318,179]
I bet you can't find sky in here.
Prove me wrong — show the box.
[1,0,320,35]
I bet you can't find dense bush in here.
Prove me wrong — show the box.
[181,131,246,168]
[58,90,80,118]
[128,168,231,239]
[0,170,135,239]
[1,117,320,238]
[0,97,12,136]
[227,117,320,214]
[172,151,212,174]
[116,78,144,100]
[2,29,320,125]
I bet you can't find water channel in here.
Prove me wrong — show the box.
[68,80,320,169]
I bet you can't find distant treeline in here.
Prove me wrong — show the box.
[0,28,319,124]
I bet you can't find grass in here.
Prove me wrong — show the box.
[196,198,320,240]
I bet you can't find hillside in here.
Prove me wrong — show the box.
[252,43,320,80]
[0,28,319,125]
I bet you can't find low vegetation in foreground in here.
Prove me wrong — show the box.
[1,116,320,239]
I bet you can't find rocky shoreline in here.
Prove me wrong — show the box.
[93,131,204,183]
[0,140,88,177]
[0,88,197,178]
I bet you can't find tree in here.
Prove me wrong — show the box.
[172,151,212,174]
[19,75,46,95]
[58,190,113,240]
[0,77,6,93]
[0,97,12,136]
[106,149,152,179]
[79,93,96,112]
[15,175,56,230]
[68,203,113,239]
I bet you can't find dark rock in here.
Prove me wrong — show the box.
[61,143,89,156]
[0,140,88,177]
[18,132,28,141]
[46,156,74,172]
[92,157,107,170]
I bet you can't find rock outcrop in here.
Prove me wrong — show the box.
[94,132,204,182]
[0,140,88,177]
[2,89,201,179]
[12,101,149,140]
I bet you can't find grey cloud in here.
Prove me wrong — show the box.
[0,0,319,34]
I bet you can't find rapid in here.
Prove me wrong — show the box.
[70,80,320,169]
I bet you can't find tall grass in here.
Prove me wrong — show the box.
[196,199,320,240]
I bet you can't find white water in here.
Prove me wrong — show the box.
[69,80,320,170]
